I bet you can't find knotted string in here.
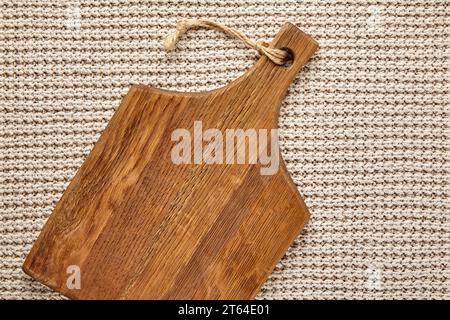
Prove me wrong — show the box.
[164,19,288,65]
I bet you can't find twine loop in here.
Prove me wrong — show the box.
[164,19,289,65]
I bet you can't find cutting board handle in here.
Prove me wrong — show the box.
[268,22,318,87]
[219,22,318,124]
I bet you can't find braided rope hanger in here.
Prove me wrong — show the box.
[164,19,289,65]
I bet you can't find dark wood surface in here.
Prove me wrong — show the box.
[23,22,318,299]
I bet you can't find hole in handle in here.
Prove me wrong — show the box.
[280,47,294,68]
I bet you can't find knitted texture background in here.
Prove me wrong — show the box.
[1,0,449,299]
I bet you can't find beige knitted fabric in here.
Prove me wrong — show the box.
[1,0,449,299]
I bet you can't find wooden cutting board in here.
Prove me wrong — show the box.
[23,22,318,299]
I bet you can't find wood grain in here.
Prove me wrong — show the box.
[23,22,318,299]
